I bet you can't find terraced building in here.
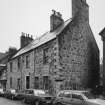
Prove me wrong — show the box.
[7,0,100,94]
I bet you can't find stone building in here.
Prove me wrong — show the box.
[0,64,7,90]
[0,48,17,90]
[0,53,7,90]
[7,0,100,94]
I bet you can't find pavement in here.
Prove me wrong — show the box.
[0,97,26,105]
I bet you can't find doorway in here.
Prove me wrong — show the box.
[26,76,30,89]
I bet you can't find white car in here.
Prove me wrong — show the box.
[0,88,4,94]
[54,90,105,105]
[4,89,16,99]
[0,88,4,96]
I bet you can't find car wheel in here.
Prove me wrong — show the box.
[35,101,39,105]
[11,96,14,100]
[56,102,63,105]
[22,98,26,103]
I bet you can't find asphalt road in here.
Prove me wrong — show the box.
[0,97,26,105]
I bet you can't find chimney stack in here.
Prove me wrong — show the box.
[20,32,34,48]
[72,0,89,22]
[50,10,64,32]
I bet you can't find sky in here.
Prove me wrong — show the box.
[0,0,104,60]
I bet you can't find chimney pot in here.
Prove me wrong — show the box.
[28,34,29,37]
[52,9,56,15]
[31,35,33,39]
[57,12,62,18]
[21,32,25,36]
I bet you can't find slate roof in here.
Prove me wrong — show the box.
[13,19,71,58]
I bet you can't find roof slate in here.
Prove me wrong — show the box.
[13,19,71,58]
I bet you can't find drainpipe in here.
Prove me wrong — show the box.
[21,56,23,90]
[34,50,35,89]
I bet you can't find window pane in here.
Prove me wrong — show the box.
[43,48,49,64]
[17,57,21,70]
[10,62,13,72]
[72,94,83,100]
[26,76,30,89]
[34,77,39,89]
[58,93,64,97]
[43,76,49,90]
[10,77,12,88]
[17,78,21,90]
[26,55,30,68]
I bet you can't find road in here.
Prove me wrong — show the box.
[0,97,26,105]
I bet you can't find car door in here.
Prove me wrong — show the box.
[63,92,72,105]
[28,90,35,103]
[57,91,72,105]
[25,90,32,103]
[71,93,87,105]
[57,92,65,104]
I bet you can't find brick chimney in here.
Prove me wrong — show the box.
[7,47,17,61]
[50,10,64,32]
[20,32,33,48]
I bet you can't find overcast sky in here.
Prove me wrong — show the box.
[0,0,104,59]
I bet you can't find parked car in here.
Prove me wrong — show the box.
[0,88,4,97]
[53,90,105,105]
[12,90,26,100]
[23,89,55,105]
[4,89,16,99]
[36,93,55,105]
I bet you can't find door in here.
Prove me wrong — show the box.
[57,91,72,105]
[63,92,72,105]
[71,93,87,105]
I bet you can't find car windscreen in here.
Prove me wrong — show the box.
[10,90,15,93]
[25,90,34,94]
[34,90,45,95]
[58,92,71,98]
[72,94,84,100]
